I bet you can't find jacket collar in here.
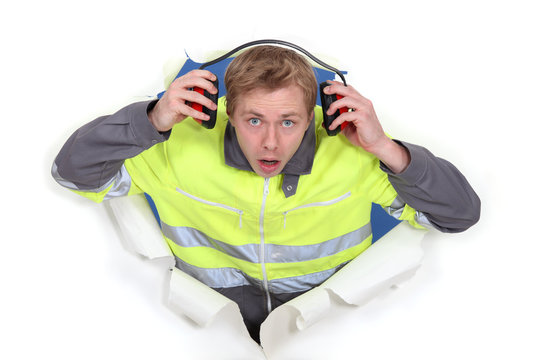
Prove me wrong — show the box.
[224,119,316,197]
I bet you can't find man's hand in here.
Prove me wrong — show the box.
[324,80,410,173]
[148,70,218,132]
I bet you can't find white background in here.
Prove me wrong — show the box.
[1,0,539,359]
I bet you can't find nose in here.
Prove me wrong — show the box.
[263,124,279,151]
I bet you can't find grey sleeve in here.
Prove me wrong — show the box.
[380,140,481,233]
[52,99,169,191]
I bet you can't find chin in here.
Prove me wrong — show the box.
[255,170,280,178]
[254,166,283,178]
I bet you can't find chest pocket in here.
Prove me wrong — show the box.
[176,187,244,228]
[282,192,352,229]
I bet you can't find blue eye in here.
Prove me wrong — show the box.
[282,120,294,128]
[249,118,261,126]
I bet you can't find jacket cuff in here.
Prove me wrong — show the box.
[128,99,171,149]
[379,139,428,185]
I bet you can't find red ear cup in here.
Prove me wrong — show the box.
[191,87,205,125]
[336,94,348,131]
[190,78,219,129]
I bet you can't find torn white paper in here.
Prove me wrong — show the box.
[105,194,427,358]
[259,222,426,357]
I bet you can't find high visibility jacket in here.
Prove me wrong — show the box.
[52,97,481,340]
[116,100,423,313]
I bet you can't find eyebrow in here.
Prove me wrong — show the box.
[246,110,300,118]
[247,111,264,118]
[281,112,300,118]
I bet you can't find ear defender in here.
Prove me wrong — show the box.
[190,77,219,129]
[189,40,348,135]
[319,81,348,136]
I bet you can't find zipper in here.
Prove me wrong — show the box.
[259,178,272,314]
[176,187,244,228]
[282,192,351,228]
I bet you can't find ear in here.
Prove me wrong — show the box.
[305,110,314,131]
[227,108,237,127]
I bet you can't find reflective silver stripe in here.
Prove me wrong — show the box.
[52,162,132,198]
[267,222,371,263]
[173,254,348,294]
[103,165,132,199]
[415,211,435,228]
[384,195,434,228]
[385,195,406,219]
[161,222,371,264]
[389,196,405,209]
[283,192,351,228]
[174,256,255,288]
[51,162,81,190]
[176,187,243,228]
[162,223,260,263]
[268,263,348,293]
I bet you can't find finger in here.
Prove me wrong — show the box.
[188,69,217,81]
[326,97,349,116]
[326,79,344,86]
[175,102,211,122]
[322,80,342,96]
[174,71,218,94]
[328,110,360,130]
[184,76,219,94]
[324,80,360,98]
[324,80,350,93]
[181,69,218,85]
[181,89,218,111]
[325,96,364,116]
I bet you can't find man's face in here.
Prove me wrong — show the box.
[230,85,313,178]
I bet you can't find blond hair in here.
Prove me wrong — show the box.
[224,46,317,116]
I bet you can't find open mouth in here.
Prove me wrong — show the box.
[257,159,281,174]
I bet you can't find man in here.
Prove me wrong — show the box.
[52,45,480,342]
